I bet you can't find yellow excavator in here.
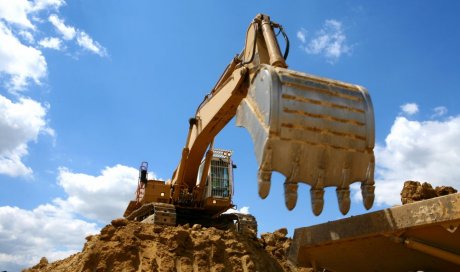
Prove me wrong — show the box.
[123,14,375,235]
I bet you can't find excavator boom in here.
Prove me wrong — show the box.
[169,14,375,215]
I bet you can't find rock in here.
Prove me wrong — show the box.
[210,234,221,242]
[99,224,116,240]
[401,180,457,204]
[274,228,288,239]
[22,257,49,271]
[192,224,202,230]
[401,181,435,204]
[261,232,276,246]
[435,186,457,196]
[111,217,128,227]
[153,225,163,233]
[420,182,437,199]
[39,257,48,265]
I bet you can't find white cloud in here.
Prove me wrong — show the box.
[76,31,107,57]
[224,206,250,215]
[18,30,35,43]
[296,28,306,43]
[0,0,63,29]
[30,0,65,12]
[0,1,106,176]
[0,4,106,93]
[39,36,62,50]
[363,107,460,206]
[0,95,54,177]
[0,0,34,28]
[432,106,447,118]
[400,102,419,115]
[56,165,140,222]
[0,164,142,270]
[0,144,32,177]
[0,205,98,271]
[48,14,76,40]
[48,14,107,57]
[298,19,351,63]
[239,206,250,214]
[0,22,47,91]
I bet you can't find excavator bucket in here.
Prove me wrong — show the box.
[236,65,375,215]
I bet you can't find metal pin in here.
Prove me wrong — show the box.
[284,181,298,210]
[258,169,272,199]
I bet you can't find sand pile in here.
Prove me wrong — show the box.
[24,180,459,271]
[24,218,310,272]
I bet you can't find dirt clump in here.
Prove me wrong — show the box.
[26,257,49,271]
[401,180,457,204]
[24,218,310,272]
[435,185,458,196]
[260,228,309,272]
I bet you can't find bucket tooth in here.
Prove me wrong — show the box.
[362,159,375,210]
[361,183,375,210]
[336,168,351,214]
[336,188,351,215]
[310,188,325,216]
[284,181,298,210]
[258,169,272,199]
[310,168,325,215]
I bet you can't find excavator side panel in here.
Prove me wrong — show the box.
[236,65,375,215]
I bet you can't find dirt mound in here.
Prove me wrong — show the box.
[24,218,310,272]
[401,180,457,204]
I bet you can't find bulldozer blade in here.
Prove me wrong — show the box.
[236,64,375,215]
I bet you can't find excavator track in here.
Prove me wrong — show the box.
[234,213,258,237]
[217,213,258,237]
[126,203,176,226]
[126,204,258,236]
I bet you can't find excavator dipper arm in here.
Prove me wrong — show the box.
[171,66,249,200]
[170,14,287,201]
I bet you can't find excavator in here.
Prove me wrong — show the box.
[123,14,375,235]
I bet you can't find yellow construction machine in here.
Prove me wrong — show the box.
[123,14,375,235]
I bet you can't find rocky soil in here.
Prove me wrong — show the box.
[24,218,311,272]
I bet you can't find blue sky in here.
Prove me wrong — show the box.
[1,0,460,270]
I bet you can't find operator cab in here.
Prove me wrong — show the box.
[197,149,234,200]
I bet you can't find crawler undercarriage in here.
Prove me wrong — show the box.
[126,202,258,236]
